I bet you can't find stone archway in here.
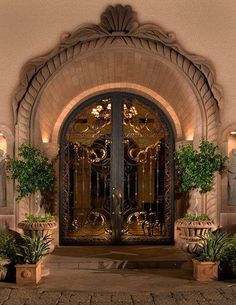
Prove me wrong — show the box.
[13,4,222,224]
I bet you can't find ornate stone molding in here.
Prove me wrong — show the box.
[14,4,222,121]
[13,4,222,222]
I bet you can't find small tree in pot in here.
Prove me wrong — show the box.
[7,144,57,248]
[175,139,227,252]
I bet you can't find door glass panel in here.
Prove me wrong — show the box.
[62,98,112,243]
[60,93,174,245]
[121,96,170,242]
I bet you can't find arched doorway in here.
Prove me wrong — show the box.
[59,93,175,245]
[13,4,222,238]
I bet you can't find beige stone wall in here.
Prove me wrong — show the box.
[0,0,236,132]
[0,0,236,229]
[33,48,201,146]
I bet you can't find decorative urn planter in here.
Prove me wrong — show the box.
[16,260,42,284]
[18,221,57,253]
[192,259,219,281]
[18,220,57,234]
[176,219,215,253]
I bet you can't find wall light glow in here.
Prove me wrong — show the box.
[0,133,7,153]
[42,138,49,143]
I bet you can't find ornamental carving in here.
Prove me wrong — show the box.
[14,4,222,121]
[13,4,222,223]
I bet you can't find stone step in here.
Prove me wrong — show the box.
[45,258,190,270]
[44,246,192,270]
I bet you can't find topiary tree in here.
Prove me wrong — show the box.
[175,139,227,194]
[7,144,55,213]
[175,139,227,219]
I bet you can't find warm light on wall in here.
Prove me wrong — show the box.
[0,134,7,154]
[41,131,50,143]
[228,133,236,155]
[42,138,49,143]
[185,127,194,141]
[186,135,193,141]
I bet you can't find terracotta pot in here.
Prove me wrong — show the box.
[16,260,42,284]
[18,220,57,233]
[176,219,215,253]
[192,259,219,281]
[18,221,57,253]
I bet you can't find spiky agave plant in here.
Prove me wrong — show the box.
[17,234,52,264]
[194,230,230,262]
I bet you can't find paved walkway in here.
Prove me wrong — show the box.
[1,286,236,305]
[1,246,236,304]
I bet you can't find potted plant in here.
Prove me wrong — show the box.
[0,229,18,262]
[175,139,227,252]
[0,229,22,282]
[219,233,236,279]
[192,230,229,281]
[15,233,51,284]
[7,144,57,247]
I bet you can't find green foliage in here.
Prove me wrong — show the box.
[221,234,236,274]
[0,230,17,262]
[24,214,54,223]
[7,144,55,201]
[183,213,210,221]
[17,234,51,264]
[175,139,227,193]
[194,230,230,262]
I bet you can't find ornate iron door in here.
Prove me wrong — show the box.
[59,93,174,245]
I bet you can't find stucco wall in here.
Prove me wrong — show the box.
[0,0,236,133]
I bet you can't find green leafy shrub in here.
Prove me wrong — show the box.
[7,144,55,201]
[0,230,17,262]
[17,234,51,264]
[183,213,210,221]
[194,230,230,262]
[175,139,227,194]
[221,234,236,275]
[24,214,54,223]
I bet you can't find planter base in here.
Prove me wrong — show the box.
[16,261,42,284]
[18,221,57,253]
[192,259,219,281]
[176,219,215,253]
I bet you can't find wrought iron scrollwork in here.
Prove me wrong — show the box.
[60,93,174,245]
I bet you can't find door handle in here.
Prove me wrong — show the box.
[112,187,122,200]
[112,187,122,215]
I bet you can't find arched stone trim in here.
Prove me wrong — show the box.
[221,123,236,145]
[51,83,183,144]
[14,5,221,144]
[0,124,14,216]
[220,124,236,215]
[13,4,222,223]
[0,124,14,157]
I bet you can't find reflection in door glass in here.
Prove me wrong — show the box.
[62,98,112,243]
[60,94,174,245]
[122,96,171,242]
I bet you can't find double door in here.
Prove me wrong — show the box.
[60,93,174,244]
